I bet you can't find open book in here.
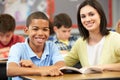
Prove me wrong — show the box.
[0,58,8,61]
[60,66,103,74]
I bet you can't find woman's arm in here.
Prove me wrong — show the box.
[101,63,120,71]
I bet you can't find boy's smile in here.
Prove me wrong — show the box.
[25,19,50,48]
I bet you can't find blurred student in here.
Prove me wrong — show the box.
[0,14,25,58]
[49,13,78,55]
[115,20,120,34]
[64,0,120,71]
[7,11,65,80]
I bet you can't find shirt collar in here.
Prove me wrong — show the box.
[25,37,36,58]
[25,37,50,60]
[41,41,50,60]
[52,35,59,43]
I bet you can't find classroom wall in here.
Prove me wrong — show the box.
[112,0,120,29]
[0,0,120,35]
[53,0,113,35]
[54,0,110,27]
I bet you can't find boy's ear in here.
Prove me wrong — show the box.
[24,27,29,35]
[53,26,58,32]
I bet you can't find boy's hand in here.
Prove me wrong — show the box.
[0,47,9,58]
[60,50,68,54]
[0,47,10,54]
[19,60,37,68]
[38,66,63,76]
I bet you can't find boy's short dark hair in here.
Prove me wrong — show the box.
[26,11,54,35]
[26,11,49,27]
[0,14,15,33]
[53,13,72,29]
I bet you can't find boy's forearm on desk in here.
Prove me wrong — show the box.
[54,61,66,68]
[7,61,65,77]
[7,62,40,77]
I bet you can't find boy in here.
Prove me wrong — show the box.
[49,13,78,55]
[7,11,65,80]
[0,14,25,58]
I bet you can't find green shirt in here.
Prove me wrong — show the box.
[64,31,120,67]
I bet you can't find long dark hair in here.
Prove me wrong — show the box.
[77,0,109,40]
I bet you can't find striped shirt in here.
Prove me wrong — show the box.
[48,35,78,51]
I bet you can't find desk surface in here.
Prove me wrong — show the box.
[21,71,120,80]
[0,60,6,63]
[0,60,7,64]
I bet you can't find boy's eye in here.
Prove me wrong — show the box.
[33,28,38,31]
[43,28,50,31]
[32,27,50,31]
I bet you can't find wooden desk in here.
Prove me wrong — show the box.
[0,60,6,63]
[21,71,120,80]
[0,60,8,80]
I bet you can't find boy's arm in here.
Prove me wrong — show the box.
[20,60,65,69]
[7,61,65,77]
[54,61,66,68]
[7,62,40,77]
[60,50,68,54]
[38,61,66,76]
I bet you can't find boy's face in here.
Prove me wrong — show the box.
[54,26,72,41]
[0,31,13,46]
[25,19,50,48]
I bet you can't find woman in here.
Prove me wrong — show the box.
[64,0,120,71]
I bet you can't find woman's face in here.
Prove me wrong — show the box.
[80,5,100,32]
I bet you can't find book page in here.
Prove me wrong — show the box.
[60,66,81,73]
[79,67,103,74]
[60,66,103,74]
[0,58,8,61]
